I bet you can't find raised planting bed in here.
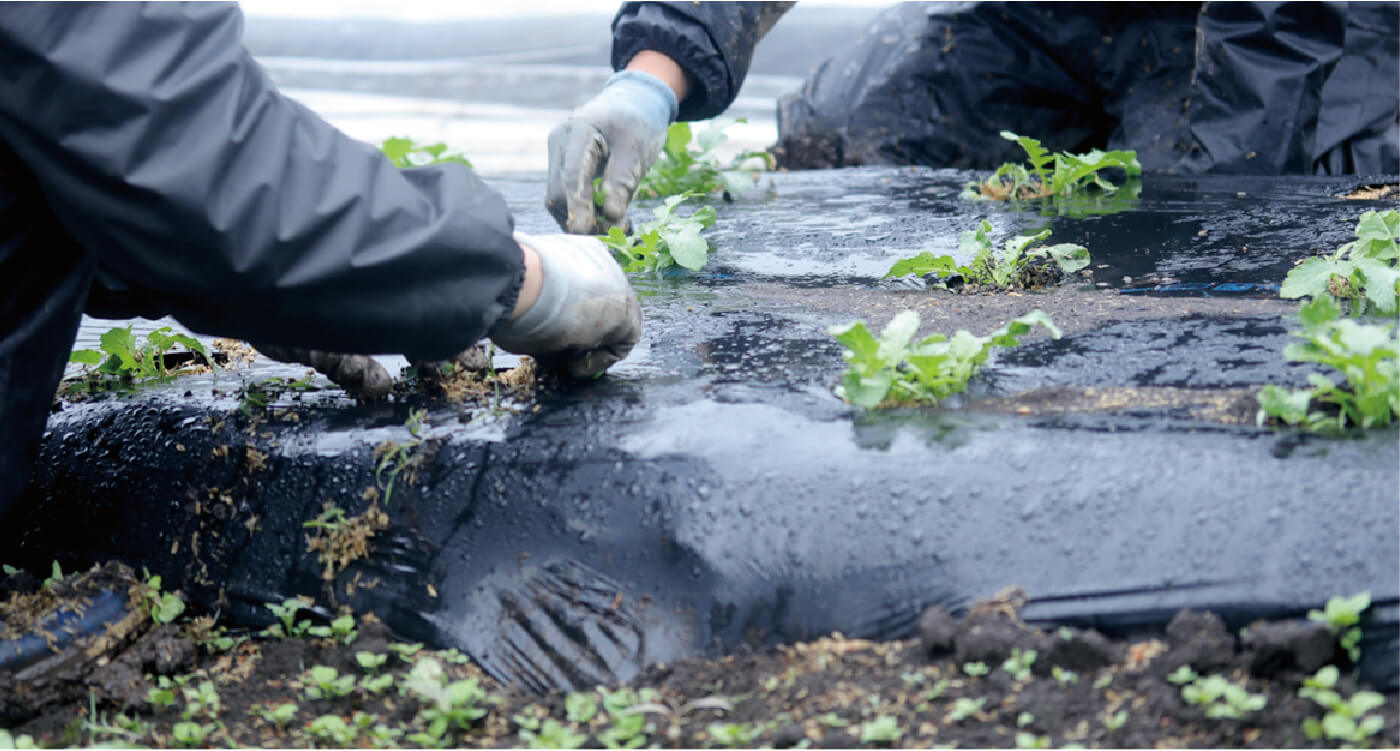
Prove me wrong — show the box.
[3,169,1396,747]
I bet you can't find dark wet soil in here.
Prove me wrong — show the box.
[2,564,1396,748]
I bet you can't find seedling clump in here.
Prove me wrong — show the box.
[600,194,717,272]
[964,131,1141,202]
[1299,665,1387,744]
[886,220,1089,289]
[68,325,212,391]
[1307,590,1371,663]
[1282,209,1399,315]
[637,120,770,201]
[1255,295,1398,432]
[830,309,1061,408]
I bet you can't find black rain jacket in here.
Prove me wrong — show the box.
[0,2,524,518]
[613,1,1398,175]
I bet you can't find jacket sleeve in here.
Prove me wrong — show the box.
[0,2,522,361]
[611,2,794,122]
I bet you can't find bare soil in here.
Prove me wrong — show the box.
[2,563,1396,749]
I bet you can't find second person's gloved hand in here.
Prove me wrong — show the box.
[490,232,642,378]
[546,70,678,235]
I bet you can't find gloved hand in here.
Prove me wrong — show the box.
[546,70,679,234]
[490,232,642,378]
[253,345,396,401]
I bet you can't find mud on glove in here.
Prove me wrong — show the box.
[489,232,642,378]
[546,70,678,235]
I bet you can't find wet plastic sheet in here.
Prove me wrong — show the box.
[8,170,1399,694]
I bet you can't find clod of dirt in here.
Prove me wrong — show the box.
[1038,626,1123,675]
[90,624,196,707]
[1242,619,1336,678]
[917,605,958,655]
[953,610,1047,667]
[1159,609,1236,675]
[0,562,149,722]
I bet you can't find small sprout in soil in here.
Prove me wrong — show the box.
[963,131,1141,203]
[308,714,358,745]
[380,137,472,169]
[254,702,298,729]
[357,650,389,671]
[708,721,762,748]
[1016,732,1052,749]
[365,722,405,748]
[389,641,425,662]
[637,119,770,201]
[181,680,221,721]
[565,692,598,723]
[361,673,396,695]
[1093,673,1113,689]
[170,721,218,748]
[304,665,357,700]
[1053,666,1078,685]
[1104,709,1128,731]
[900,671,927,686]
[962,661,990,677]
[521,719,588,749]
[600,193,718,273]
[306,613,357,644]
[1255,295,1398,433]
[1299,665,1387,744]
[263,597,314,638]
[886,219,1090,289]
[860,715,903,744]
[948,697,986,722]
[440,647,471,664]
[1017,712,1036,728]
[1282,209,1399,316]
[598,711,649,749]
[41,560,64,590]
[1167,665,1199,685]
[925,678,951,700]
[1308,590,1371,663]
[1178,673,1267,719]
[403,658,488,742]
[817,712,849,728]
[147,677,178,710]
[1002,647,1037,682]
[138,571,185,625]
[831,309,1061,408]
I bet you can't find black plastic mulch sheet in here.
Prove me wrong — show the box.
[7,170,1398,693]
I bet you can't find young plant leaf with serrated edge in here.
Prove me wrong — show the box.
[831,310,1060,408]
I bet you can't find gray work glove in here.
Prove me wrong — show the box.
[490,232,642,378]
[546,70,678,234]
[254,345,395,401]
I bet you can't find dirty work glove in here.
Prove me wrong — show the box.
[546,70,678,234]
[490,232,642,378]
[254,345,395,401]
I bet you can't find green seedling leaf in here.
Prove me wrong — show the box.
[832,310,1059,408]
[69,349,102,366]
[884,251,966,280]
[380,136,472,169]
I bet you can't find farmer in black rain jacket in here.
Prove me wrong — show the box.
[548,1,1400,234]
[0,3,643,520]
